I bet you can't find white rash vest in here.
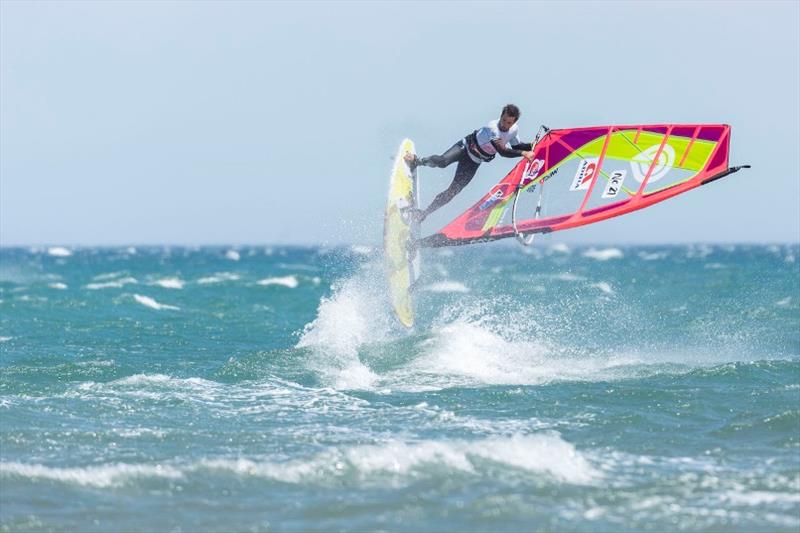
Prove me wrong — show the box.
[464,119,522,164]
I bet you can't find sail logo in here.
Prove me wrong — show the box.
[479,186,505,211]
[631,144,675,184]
[602,170,626,198]
[521,159,545,187]
[570,158,598,191]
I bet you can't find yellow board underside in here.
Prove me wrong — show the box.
[384,138,416,328]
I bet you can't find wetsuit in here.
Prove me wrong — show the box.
[416,119,532,220]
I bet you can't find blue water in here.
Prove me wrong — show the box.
[1,243,798,531]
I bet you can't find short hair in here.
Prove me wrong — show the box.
[502,104,521,119]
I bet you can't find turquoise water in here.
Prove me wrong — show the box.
[1,243,798,531]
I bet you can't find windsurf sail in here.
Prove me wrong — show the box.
[418,124,749,248]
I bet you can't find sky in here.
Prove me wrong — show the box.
[1,0,798,246]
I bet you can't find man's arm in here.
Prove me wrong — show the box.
[491,139,534,160]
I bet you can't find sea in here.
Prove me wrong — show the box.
[1,243,798,532]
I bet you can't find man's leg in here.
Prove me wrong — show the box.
[418,156,480,220]
[412,142,463,169]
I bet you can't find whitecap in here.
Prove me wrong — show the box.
[296,261,391,389]
[550,243,571,254]
[48,282,68,290]
[225,250,241,261]
[553,272,585,282]
[582,247,623,261]
[93,271,126,281]
[47,247,72,257]
[197,273,240,285]
[257,276,299,288]
[591,282,614,295]
[638,251,668,261]
[424,281,470,293]
[776,297,792,307]
[0,461,183,488]
[86,277,138,290]
[350,245,373,256]
[133,294,179,311]
[0,336,11,342]
[152,278,185,289]
[197,433,599,486]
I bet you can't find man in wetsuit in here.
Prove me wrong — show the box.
[404,104,535,223]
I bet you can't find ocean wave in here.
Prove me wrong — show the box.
[196,272,241,284]
[591,282,614,295]
[553,272,585,282]
[86,277,138,290]
[47,247,72,257]
[201,432,599,486]
[297,261,394,389]
[0,433,597,489]
[0,461,183,488]
[350,245,373,256]
[423,281,470,293]
[257,276,299,288]
[92,271,127,281]
[582,247,624,261]
[151,278,185,289]
[132,294,179,311]
[638,251,669,261]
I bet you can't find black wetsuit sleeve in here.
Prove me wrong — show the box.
[511,142,533,151]
[492,139,525,158]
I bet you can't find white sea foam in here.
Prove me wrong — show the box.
[686,244,714,258]
[776,297,792,307]
[47,247,72,257]
[125,246,137,255]
[638,251,669,261]
[257,276,299,288]
[225,250,241,261]
[133,294,179,311]
[0,461,183,488]
[704,262,726,270]
[0,336,11,342]
[582,247,623,261]
[721,489,800,506]
[86,277,138,290]
[424,281,470,293]
[553,272,585,282]
[48,282,68,290]
[350,245,373,256]
[591,282,614,295]
[198,433,599,486]
[197,272,240,284]
[297,261,393,389]
[92,271,126,281]
[151,277,185,289]
[550,243,571,254]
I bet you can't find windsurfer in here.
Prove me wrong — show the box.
[404,104,535,223]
